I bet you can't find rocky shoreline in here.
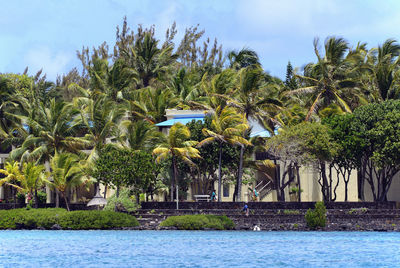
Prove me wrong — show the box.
[133,208,400,231]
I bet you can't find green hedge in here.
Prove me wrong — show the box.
[0,208,139,230]
[160,215,235,230]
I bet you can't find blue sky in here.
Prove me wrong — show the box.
[1,0,400,81]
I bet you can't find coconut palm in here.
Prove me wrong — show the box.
[21,162,49,208]
[127,87,177,123]
[0,161,24,206]
[153,123,201,201]
[289,37,357,120]
[0,161,49,208]
[89,58,138,102]
[74,95,126,162]
[228,48,261,70]
[48,152,88,211]
[120,119,165,152]
[198,106,250,202]
[367,39,400,101]
[11,99,86,164]
[196,69,237,111]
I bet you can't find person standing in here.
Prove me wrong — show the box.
[243,203,249,216]
[253,188,259,201]
[211,190,216,202]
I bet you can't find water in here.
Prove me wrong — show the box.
[0,231,399,267]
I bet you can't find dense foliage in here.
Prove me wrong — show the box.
[1,17,400,203]
[160,214,235,230]
[0,208,139,229]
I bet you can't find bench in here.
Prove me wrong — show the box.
[194,195,210,202]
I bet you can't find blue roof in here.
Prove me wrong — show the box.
[156,117,204,127]
[250,130,271,138]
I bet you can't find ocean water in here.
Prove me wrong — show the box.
[0,230,398,267]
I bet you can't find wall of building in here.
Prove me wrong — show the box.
[363,171,400,202]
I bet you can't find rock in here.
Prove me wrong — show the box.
[51,224,62,230]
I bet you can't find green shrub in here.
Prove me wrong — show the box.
[16,193,25,204]
[305,201,326,229]
[0,208,138,230]
[58,210,139,230]
[104,189,140,213]
[37,191,47,205]
[160,215,235,230]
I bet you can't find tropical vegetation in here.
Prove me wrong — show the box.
[160,214,235,230]
[0,208,139,229]
[1,17,400,205]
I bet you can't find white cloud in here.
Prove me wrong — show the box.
[25,47,72,80]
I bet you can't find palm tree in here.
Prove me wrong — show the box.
[120,119,164,152]
[74,95,125,162]
[228,48,261,70]
[21,162,49,208]
[288,37,357,120]
[198,106,250,202]
[48,152,88,211]
[153,123,201,201]
[0,161,24,206]
[11,99,86,163]
[10,99,86,205]
[0,161,49,208]
[196,69,237,111]
[127,87,177,123]
[89,58,138,102]
[367,39,400,101]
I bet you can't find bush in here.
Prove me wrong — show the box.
[104,189,140,213]
[0,208,139,230]
[37,191,47,205]
[305,201,326,229]
[16,193,25,204]
[160,215,235,230]
[58,210,139,230]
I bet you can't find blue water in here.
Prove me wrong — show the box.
[0,231,399,267]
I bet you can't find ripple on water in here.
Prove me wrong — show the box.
[0,230,399,267]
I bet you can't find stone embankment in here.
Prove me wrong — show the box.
[132,206,400,231]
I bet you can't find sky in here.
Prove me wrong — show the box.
[1,0,400,81]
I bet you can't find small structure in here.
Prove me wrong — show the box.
[87,188,107,207]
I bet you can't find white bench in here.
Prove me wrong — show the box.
[194,195,210,202]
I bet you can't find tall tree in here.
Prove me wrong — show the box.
[198,106,249,202]
[153,123,201,201]
[288,37,358,120]
[48,152,88,211]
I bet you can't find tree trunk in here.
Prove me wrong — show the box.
[320,162,329,202]
[218,143,223,202]
[274,161,281,201]
[357,165,365,201]
[172,155,177,202]
[12,188,16,209]
[63,194,70,211]
[55,190,59,208]
[34,189,38,209]
[103,185,107,199]
[45,160,52,204]
[296,165,301,202]
[236,145,245,202]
